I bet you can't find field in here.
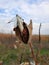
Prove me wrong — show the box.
[0,33,49,65]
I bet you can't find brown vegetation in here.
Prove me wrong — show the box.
[32,35,49,48]
[0,33,49,65]
[0,33,49,48]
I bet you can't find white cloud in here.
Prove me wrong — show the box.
[0,0,49,34]
[41,23,49,35]
[33,23,40,34]
[0,0,49,22]
[33,23,49,35]
[21,1,49,23]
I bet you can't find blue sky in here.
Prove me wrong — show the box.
[0,0,49,35]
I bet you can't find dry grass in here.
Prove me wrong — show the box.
[0,33,49,65]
